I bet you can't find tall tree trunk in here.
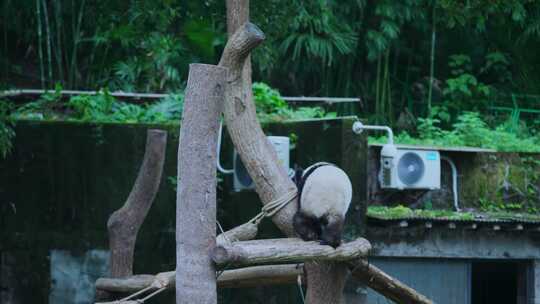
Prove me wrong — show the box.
[176,64,227,304]
[223,1,347,303]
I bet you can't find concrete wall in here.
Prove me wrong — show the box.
[367,226,540,260]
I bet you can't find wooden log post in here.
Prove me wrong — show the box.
[212,238,371,267]
[176,63,226,304]
[107,129,167,278]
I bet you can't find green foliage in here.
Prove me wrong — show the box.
[7,83,334,128]
[0,101,15,158]
[66,91,184,123]
[442,54,491,112]
[13,85,63,120]
[168,176,178,192]
[111,32,185,91]
[144,93,184,123]
[368,205,540,221]
[253,83,288,114]
[280,1,357,66]
[371,112,540,152]
[252,82,337,122]
[365,0,425,60]
[4,0,540,126]
[367,205,475,221]
[68,91,115,121]
[478,198,523,213]
[481,52,512,84]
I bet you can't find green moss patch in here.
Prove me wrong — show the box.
[367,205,540,223]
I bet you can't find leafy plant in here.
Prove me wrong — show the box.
[7,83,335,129]
[253,82,288,114]
[481,52,512,84]
[442,54,491,112]
[253,82,337,122]
[68,90,115,122]
[0,100,15,158]
[144,93,184,123]
[371,111,540,152]
[13,85,63,120]
[367,205,475,221]
[280,1,357,66]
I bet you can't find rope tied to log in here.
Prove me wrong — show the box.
[249,190,298,225]
[96,271,172,304]
[97,286,166,304]
[215,189,297,278]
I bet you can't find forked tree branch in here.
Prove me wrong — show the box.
[107,129,167,278]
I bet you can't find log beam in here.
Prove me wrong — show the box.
[212,238,371,267]
[348,260,434,304]
[95,264,304,295]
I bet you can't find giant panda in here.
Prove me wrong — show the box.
[292,162,352,248]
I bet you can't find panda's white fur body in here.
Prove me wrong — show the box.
[299,165,352,218]
[293,162,353,248]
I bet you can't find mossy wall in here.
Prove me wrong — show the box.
[0,117,367,304]
[460,152,540,211]
[367,147,540,212]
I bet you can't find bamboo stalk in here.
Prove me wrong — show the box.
[41,0,53,83]
[387,51,393,125]
[54,0,64,83]
[375,54,381,122]
[36,0,45,88]
[427,2,437,113]
[381,48,390,121]
[69,0,86,88]
[2,0,10,81]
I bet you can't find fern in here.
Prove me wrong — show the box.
[280,1,357,66]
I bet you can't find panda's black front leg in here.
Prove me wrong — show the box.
[320,214,345,248]
[293,211,322,241]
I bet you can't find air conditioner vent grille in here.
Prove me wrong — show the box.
[397,152,425,185]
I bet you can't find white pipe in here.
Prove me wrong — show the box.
[217,120,234,174]
[441,156,460,212]
[352,121,394,145]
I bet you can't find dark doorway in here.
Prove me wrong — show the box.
[471,261,519,304]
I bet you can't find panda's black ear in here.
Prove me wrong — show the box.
[292,164,304,188]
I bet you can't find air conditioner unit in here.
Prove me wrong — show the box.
[233,136,290,191]
[351,121,441,191]
[379,145,441,190]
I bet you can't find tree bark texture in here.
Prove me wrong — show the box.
[222,2,347,302]
[107,129,167,278]
[225,0,252,115]
[176,63,226,304]
[95,264,304,296]
[96,219,257,301]
[216,221,258,244]
[221,4,296,238]
[348,260,434,304]
[212,238,371,267]
[217,264,303,288]
[95,261,433,304]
